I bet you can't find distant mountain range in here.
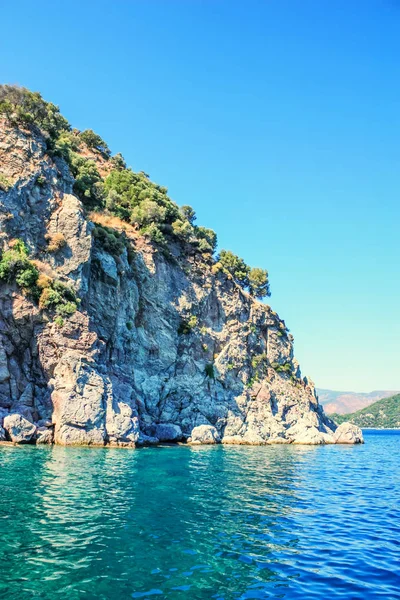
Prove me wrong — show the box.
[317,389,399,415]
[331,393,400,429]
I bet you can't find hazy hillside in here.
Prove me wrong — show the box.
[317,389,399,415]
[331,394,400,429]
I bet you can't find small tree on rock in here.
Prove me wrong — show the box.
[218,250,250,287]
[248,268,270,299]
[180,205,196,225]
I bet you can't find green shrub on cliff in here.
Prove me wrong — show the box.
[178,315,198,335]
[0,174,12,191]
[79,129,111,157]
[271,361,293,374]
[70,154,103,206]
[35,175,46,187]
[251,352,267,370]
[141,223,166,245]
[0,85,70,138]
[56,301,77,316]
[172,218,193,241]
[0,239,78,317]
[180,205,196,224]
[49,130,80,159]
[93,224,125,256]
[217,250,270,298]
[110,153,127,171]
[0,240,39,294]
[218,250,250,286]
[38,280,77,315]
[102,168,208,249]
[194,226,217,254]
[130,199,167,228]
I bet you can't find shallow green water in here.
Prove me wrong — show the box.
[0,431,399,599]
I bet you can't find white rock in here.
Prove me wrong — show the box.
[333,422,364,444]
[292,427,327,445]
[105,379,140,445]
[3,413,36,443]
[190,425,220,444]
[36,427,53,445]
[106,404,139,444]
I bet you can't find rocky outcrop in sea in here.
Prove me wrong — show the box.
[0,92,363,447]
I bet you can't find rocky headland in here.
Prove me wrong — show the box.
[0,85,363,447]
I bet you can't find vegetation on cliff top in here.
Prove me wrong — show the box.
[0,84,270,299]
[332,393,400,428]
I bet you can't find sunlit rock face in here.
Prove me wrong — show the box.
[333,422,364,444]
[0,118,362,446]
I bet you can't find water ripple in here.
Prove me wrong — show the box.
[0,432,399,599]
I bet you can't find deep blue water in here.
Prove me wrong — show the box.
[0,430,399,600]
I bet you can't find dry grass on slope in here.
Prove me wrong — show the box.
[89,211,138,235]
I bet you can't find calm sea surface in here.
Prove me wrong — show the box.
[0,430,399,599]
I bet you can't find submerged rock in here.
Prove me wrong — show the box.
[3,413,37,443]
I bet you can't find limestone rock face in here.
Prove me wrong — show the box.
[46,193,93,292]
[51,352,107,446]
[36,427,54,444]
[333,422,364,444]
[190,425,221,444]
[0,426,6,441]
[0,117,362,447]
[106,402,139,446]
[3,413,37,443]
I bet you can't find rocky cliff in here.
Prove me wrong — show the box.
[0,92,362,447]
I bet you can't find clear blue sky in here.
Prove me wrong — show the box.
[1,0,399,392]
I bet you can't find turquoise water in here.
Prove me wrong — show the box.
[0,431,399,600]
